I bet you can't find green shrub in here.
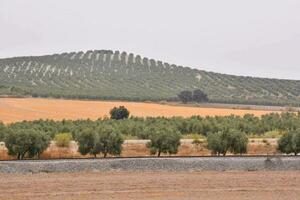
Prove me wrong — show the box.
[182,134,205,140]
[54,133,73,148]
[263,131,283,138]
[190,134,204,146]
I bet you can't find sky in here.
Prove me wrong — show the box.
[0,0,300,79]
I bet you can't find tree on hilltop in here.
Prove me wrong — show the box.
[110,106,130,120]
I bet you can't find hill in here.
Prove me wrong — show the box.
[0,50,300,106]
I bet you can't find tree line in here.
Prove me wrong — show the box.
[1,107,300,159]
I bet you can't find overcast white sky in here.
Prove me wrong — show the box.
[1,0,300,79]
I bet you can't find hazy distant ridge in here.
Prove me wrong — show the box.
[0,50,300,106]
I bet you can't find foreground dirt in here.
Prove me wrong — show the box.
[0,98,278,124]
[0,171,299,200]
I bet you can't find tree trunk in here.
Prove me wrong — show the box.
[158,151,161,157]
[103,152,107,158]
[21,151,27,160]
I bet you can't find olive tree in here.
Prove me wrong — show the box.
[207,129,248,156]
[207,131,229,156]
[278,130,300,155]
[4,128,51,159]
[228,130,248,155]
[77,128,99,157]
[147,127,181,157]
[96,126,124,158]
[77,126,124,158]
[0,123,7,142]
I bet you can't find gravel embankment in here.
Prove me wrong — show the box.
[0,157,299,173]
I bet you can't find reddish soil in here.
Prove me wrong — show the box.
[0,98,278,124]
[0,171,299,200]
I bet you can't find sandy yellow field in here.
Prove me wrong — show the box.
[0,98,278,124]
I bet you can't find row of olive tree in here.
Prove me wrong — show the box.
[0,124,182,159]
[2,112,300,141]
[2,124,300,160]
[76,124,182,158]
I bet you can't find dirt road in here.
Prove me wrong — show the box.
[0,171,299,200]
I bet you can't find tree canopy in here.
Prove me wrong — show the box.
[4,128,50,159]
[110,106,130,120]
[278,130,300,155]
[76,126,124,158]
[207,129,248,156]
[147,127,181,157]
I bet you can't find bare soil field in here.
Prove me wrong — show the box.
[0,98,279,124]
[0,171,299,200]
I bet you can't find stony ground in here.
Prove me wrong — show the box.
[0,157,299,173]
[0,171,299,200]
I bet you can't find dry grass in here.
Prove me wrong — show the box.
[0,98,279,124]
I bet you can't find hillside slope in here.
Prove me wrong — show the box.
[0,50,299,105]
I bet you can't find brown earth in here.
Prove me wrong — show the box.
[0,98,279,124]
[0,171,299,200]
[0,139,278,160]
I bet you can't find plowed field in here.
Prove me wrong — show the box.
[0,171,299,200]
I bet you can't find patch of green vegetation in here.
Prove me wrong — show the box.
[54,133,73,147]
[182,134,206,140]
[121,134,139,140]
[249,130,284,139]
